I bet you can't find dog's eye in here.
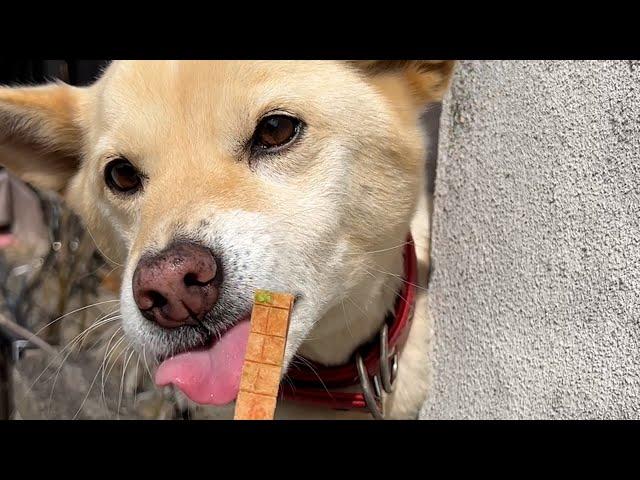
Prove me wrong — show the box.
[104,158,143,194]
[252,115,301,152]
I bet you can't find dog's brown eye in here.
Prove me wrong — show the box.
[253,115,301,151]
[104,158,143,194]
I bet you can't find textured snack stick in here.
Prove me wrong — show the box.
[234,290,294,420]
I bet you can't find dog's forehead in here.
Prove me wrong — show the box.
[96,61,355,115]
[83,60,378,168]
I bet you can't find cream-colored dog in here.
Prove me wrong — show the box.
[0,61,454,419]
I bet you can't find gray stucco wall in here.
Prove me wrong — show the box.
[420,61,640,419]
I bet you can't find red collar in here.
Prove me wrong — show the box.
[281,234,418,416]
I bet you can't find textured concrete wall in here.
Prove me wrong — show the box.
[420,61,640,419]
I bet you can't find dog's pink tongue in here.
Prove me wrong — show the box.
[155,321,250,405]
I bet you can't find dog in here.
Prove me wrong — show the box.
[0,60,454,419]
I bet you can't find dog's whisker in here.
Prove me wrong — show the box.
[84,224,125,267]
[340,299,355,341]
[344,295,369,320]
[75,262,123,283]
[99,335,129,417]
[307,239,418,256]
[72,334,124,420]
[142,345,154,385]
[79,316,123,352]
[361,267,414,312]
[24,315,122,402]
[292,354,333,398]
[32,299,120,338]
[364,264,429,294]
[99,327,124,410]
[117,347,136,419]
[280,372,296,399]
[45,314,121,414]
[77,308,122,350]
[132,352,142,408]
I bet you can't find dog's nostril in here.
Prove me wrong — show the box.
[148,291,168,309]
[184,272,210,287]
[136,290,167,311]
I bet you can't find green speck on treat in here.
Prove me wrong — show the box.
[255,291,272,304]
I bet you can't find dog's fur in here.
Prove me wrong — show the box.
[0,60,454,419]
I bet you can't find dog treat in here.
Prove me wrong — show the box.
[233,289,294,420]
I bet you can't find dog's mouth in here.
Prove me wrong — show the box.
[154,317,252,406]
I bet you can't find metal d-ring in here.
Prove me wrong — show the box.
[355,352,384,420]
[379,323,397,394]
[390,350,399,385]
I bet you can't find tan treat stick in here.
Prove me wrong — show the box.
[234,290,294,420]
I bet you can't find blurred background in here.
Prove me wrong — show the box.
[0,60,186,419]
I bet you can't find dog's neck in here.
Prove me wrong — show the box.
[296,245,404,366]
[296,183,429,368]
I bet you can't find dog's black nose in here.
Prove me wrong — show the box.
[132,243,221,329]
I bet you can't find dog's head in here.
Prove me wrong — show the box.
[0,60,453,406]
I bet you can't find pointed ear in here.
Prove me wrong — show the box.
[0,83,87,193]
[350,60,456,107]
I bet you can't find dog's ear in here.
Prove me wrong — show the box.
[0,83,87,193]
[350,60,456,107]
